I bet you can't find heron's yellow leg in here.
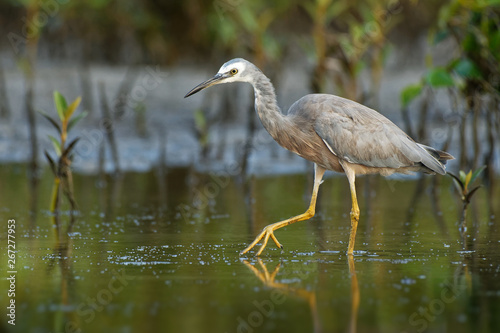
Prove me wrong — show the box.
[240,165,326,256]
[344,165,360,255]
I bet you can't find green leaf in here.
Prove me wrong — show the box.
[62,138,80,159]
[464,170,472,190]
[38,110,61,134]
[425,68,455,88]
[64,96,82,120]
[453,59,483,80]
[53,91,67,121]
[448,172,464,193]
[470,165,486,185]
[48,135,62,156]
[401,83,423,108]
[67,110,88,132]
[44,151,57,175]
[465,185,482,203]
[459,170,467,184]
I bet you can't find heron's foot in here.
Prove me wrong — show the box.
[240,224,284,256]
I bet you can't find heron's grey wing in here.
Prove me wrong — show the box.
[310,95,445,173]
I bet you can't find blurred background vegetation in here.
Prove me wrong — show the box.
[1,0,446,65]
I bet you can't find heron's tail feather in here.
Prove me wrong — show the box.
[422,145,455,163]
[417,144,455,175]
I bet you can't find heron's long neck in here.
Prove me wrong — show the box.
[251,72,287,140]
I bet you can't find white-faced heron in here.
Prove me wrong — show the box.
[185,58,454,256]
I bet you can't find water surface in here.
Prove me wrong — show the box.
[1,164,499,333]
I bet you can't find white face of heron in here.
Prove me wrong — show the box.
[217,59,249,83]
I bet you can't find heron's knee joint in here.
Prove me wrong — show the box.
[305,208,315,219]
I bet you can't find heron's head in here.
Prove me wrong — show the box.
[184,58,253,98]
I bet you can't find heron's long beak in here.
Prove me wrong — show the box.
[184,73,226,98]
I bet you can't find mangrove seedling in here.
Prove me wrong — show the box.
[448,166,486,232]
[39,91,87,241]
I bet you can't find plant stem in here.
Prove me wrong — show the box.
[50,177,61,242]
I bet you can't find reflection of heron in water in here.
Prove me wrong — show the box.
[242,258,360,333]
[185,58,454,256]
[242,259,322,333]
[348,257,359,333]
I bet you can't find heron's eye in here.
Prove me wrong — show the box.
[230,69,238,75]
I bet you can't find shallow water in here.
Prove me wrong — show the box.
[1,164,499,333]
